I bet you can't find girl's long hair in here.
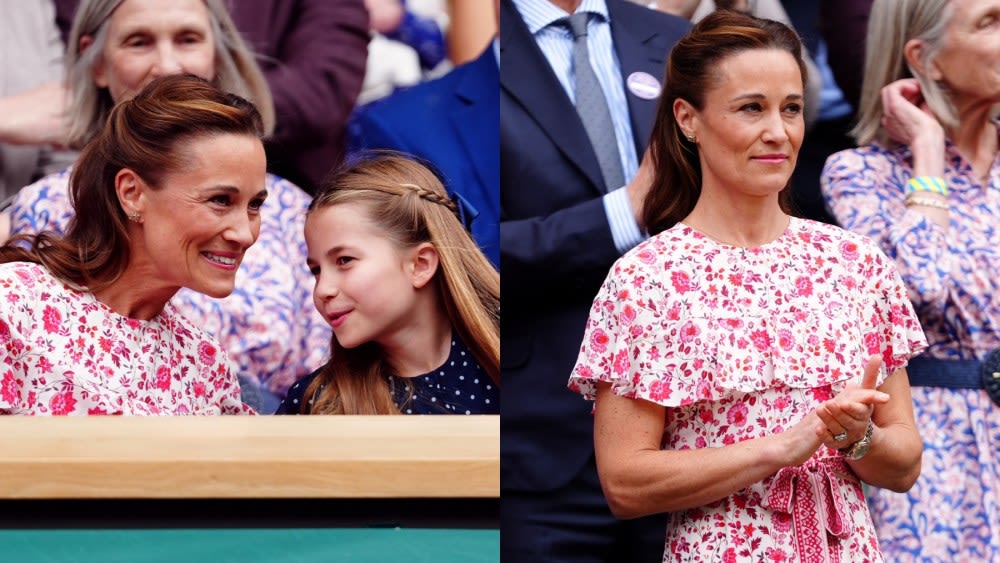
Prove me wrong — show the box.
[303,153,500,414]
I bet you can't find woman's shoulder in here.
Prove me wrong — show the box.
[0,261,59,293]
[791,217,885,252]
[825,141,909,172]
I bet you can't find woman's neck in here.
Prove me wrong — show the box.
[91,266,177,321]
[946,102,998,180]
[380,294,453,378]
[683,192,790,248]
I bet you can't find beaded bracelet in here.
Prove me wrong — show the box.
[905,195,949,210]
[905,176,949,197]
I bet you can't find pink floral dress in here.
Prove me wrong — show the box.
[0,262,252,415]
[569,217,927,562]
[7,168,330,397]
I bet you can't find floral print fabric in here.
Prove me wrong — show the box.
[569,217,927,562]
[823,137,1000,562]
[7,169,331,396]
[0,262,251,415]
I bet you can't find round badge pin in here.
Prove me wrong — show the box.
[626,71,661,100]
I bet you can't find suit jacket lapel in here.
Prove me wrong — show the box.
[450,49,500,218]
[500,0,606,194]
[607,0,672,154]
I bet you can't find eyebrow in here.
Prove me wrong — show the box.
[729,93,804,103]
[201,186,269,199]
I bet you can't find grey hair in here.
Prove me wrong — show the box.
[64,0,274,150]
[852,0,954,146]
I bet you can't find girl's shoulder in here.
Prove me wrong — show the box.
[274,369,322,415]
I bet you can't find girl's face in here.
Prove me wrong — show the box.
[91,0,216,103]
[305,203,426,349]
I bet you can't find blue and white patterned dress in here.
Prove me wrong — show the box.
[8,168,331,404]
[823,130,1000,562]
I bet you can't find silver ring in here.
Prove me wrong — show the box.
[833,431,848,442]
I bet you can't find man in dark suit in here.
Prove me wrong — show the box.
[348,44,499,267]
[500,0,689,560]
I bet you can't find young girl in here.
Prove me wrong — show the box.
[276,154,499,414]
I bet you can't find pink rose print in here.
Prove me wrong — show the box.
[590,329,609,353]
[613,349,630,376]
[727,402,748,426]
[649,379,673,402]
[193,381,206,398]
[620,304,636,326]
[766,547,789,561]
[0,318,9,343]
[1,369,17,404]
[773,511,792,533]
[864,332,880,355]
[666,304,681,321]
[794,276,813,297]
[722,318,744,330]
[839,240,859,261]
[750,329,771,351]
[197,341,217,365]
[36,356,53,374]
[722,548,738,563]
[42,305,61,333]
[155,366,171,391]
[679,321,700,343]
[636,248,656,264]
[777,329,793,351]
[671,271,692,294]
[49,390,77,415]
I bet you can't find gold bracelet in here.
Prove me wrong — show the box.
[905,195,949,210]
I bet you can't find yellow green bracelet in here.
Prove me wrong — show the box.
[905,176,948,197]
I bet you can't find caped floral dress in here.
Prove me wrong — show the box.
[823,133,1000,562]
[0,262,251,415]
[569,217,926,562]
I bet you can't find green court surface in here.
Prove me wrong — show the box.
[0,528,500,563]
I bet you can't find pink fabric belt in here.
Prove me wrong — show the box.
[762,458,854,563]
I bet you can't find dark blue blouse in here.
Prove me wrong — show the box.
[274,337,499,415]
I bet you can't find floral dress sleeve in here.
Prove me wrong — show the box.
[822,146,952,309]
[568,240,690,405]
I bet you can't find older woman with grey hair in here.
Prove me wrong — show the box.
[6,0,330,413]
[822,0,1000,559]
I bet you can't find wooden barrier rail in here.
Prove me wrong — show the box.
[0,415,500,499]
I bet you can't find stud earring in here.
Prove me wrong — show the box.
[128,211,142,222]
[686,132,696,142]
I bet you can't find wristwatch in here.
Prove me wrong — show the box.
[839,419,874,461]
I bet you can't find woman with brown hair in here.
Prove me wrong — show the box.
[569,11,925,560]
[0,74,264,415]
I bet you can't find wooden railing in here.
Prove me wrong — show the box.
[0,416,500,499]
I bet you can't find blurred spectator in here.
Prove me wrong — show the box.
[53,0,370,194]
[359,0,449,104]
[0,1,76,206]
[447,0,496,65]
[348,39,498,266]
[12,0,330,412]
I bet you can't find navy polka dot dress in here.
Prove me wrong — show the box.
[275,337,499,415]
